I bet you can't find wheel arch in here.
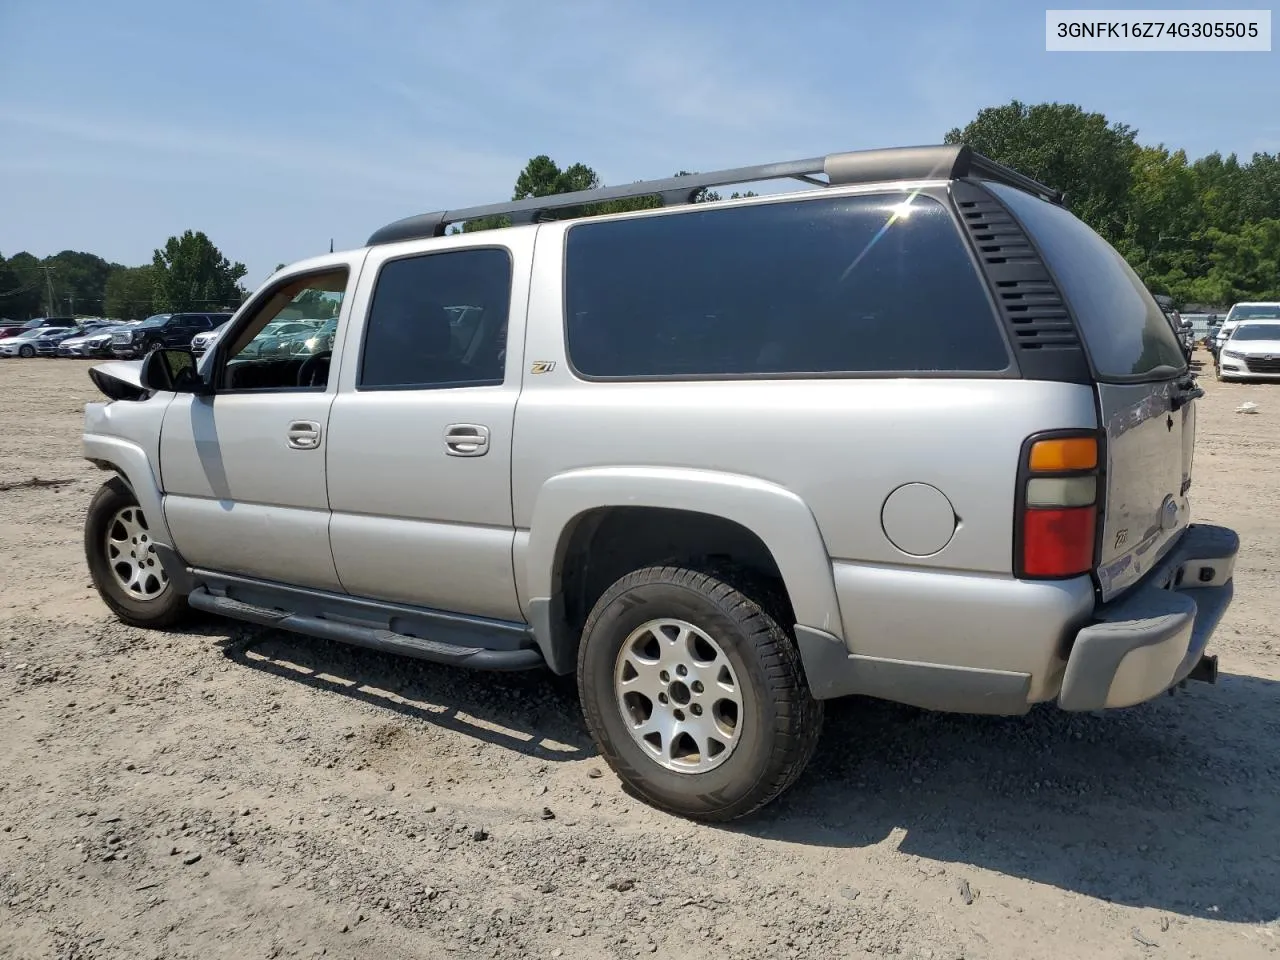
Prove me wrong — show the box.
[524,467,846,674]
[83,434,173,547]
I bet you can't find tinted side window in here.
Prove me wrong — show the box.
[359,248,512,390]
[563,193,1009,378]
[987,183,1187,380]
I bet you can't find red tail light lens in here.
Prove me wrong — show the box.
[1021,505,1097,577]
[1017,434,1100,579]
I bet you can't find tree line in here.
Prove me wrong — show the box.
[3,100,1277,321]
[0,230,247,321]
[945,101,1280,306]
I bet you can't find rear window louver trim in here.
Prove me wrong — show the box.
[951,180,1091,383]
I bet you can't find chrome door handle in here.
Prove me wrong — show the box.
[444,423,490,457]
[286,420,322,450]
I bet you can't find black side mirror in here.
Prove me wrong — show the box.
[139,348,207,394]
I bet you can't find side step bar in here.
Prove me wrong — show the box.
[188,587,545,672]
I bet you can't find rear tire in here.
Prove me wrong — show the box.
[577,565,823,822]
[85,477,189,628]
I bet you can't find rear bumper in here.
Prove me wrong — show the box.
[1057,523,1239,711]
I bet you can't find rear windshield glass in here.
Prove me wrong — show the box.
[987,183,1187,380]
[563,193,1010,378]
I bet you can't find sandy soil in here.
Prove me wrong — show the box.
[1,353,1277,960]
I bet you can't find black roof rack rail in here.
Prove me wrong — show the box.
[366,143,1063,246]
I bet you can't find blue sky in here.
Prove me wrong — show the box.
[1,0,1276,289]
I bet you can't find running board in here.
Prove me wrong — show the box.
[187,587,545,672]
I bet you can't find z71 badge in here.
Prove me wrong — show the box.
[530,361,556,374]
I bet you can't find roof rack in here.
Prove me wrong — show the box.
[366,143,1064,246]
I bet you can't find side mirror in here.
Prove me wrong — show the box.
[140,348,207,394]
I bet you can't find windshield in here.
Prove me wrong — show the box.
[1230,324,1280,342]
[1226,304,1280,321]
[136,313,172,328]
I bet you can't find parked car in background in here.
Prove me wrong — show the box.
[0,324,82,357]
[0,329,48,357]
[110,312,232,359]
[1212,302,1280,363]
[1217,319,1280,381]
[234,319,324,358]
[0,316,79,341]
[1152,295,1193,360]
[59,322,140,358]
[190,321,231,356]
[295,317,339,355]
[31,325,87,356]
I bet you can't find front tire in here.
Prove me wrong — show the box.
[18,344,34,358]
[84,477,189,628]
[577,565,823,822]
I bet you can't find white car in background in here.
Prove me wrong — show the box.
[1218,319,1280,381]
[190,321,230,356]
[1213,301,1280,358]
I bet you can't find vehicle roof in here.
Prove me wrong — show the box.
[365,143,1064,246]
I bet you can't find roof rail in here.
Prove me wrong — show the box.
[366,143,1064,246]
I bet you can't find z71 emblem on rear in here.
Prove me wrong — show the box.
[1114,529,1128,548]
[530,361,556,374]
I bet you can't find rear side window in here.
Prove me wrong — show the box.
[563,193,1010,378]
[987,183,1187,380]
[359,247,512,390]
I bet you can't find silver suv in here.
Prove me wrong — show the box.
[80,144,1239,821]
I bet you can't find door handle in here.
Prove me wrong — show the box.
[286,420,322,450]
[444,423,490,457]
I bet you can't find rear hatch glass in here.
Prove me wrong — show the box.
[988,183,1193,601]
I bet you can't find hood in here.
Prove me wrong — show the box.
[1228,339,1280,355]
[87,359,150,402]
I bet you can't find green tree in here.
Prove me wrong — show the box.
[104,265,157,320]
[41,250,114,315]
[292,289,340,318]
[151,231,247,312]
[459,158,758,233]
[0,251,45,319]
[1186,219,1280,303]
[945,100,1139,243]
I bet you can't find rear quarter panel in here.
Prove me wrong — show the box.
[512,220,1100,589]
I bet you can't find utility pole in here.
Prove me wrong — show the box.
[42,264,56,316]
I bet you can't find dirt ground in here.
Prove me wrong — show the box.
[1,353,1277,960]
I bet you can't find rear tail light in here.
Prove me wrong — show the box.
[1016,433,1100,579]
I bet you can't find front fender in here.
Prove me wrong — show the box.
[525,466,846,638]
[82,433,173,547]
